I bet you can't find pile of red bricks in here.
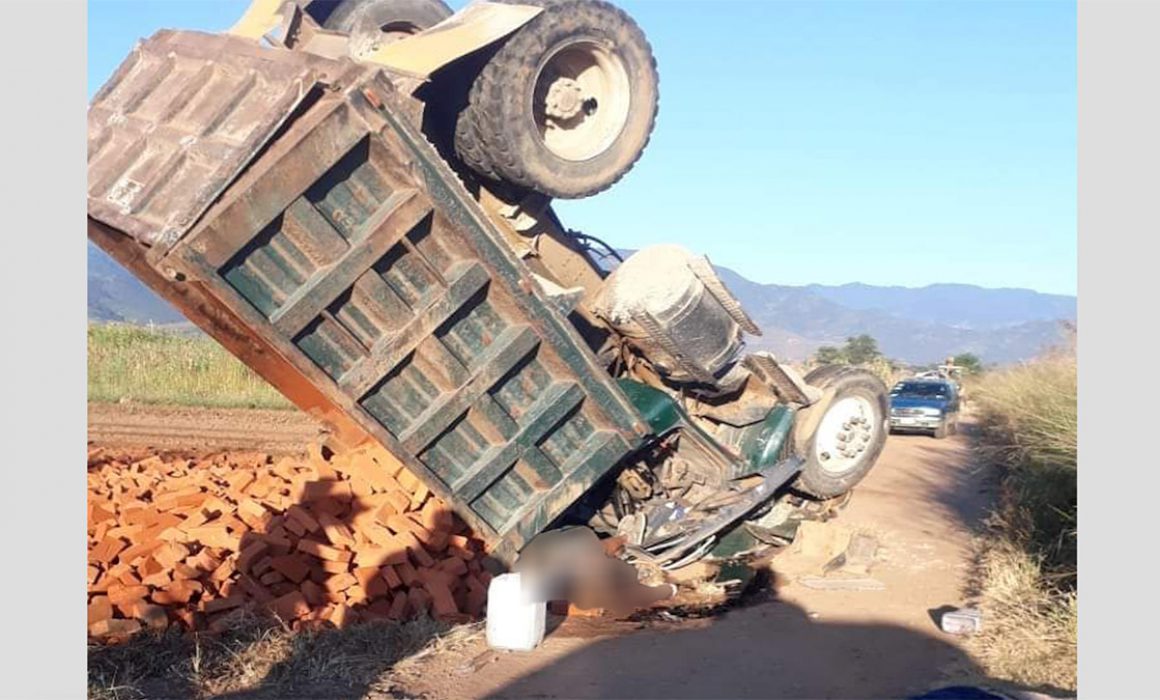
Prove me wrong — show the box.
[87,442,492,643]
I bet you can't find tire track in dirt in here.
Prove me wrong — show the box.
[87,403,323,454]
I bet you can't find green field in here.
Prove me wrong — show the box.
[88,324,292,410]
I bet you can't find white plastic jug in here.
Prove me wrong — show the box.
[485,572,546,651]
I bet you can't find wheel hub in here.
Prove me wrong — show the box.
[533,41,631,161]
[815,396,878,474]
[544,78,586,121]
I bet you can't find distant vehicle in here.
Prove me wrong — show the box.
[888,377,960,439]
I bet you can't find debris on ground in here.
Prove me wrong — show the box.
[823,532,879,576]
[88,443,492,643]
[938,607,983,635]
[799,575,886,591]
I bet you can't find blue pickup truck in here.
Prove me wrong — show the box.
[888,377,961,439]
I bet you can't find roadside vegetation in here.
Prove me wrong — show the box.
[968,332,1077,692]
[811,334,904,387]
[88,324,291,410]
[88,612,470,699]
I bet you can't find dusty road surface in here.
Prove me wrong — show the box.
[388,426,997,700]
[88,402,322,454]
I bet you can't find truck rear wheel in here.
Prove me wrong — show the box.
[793,367,889,499]
[321,0,451,44]
[453,0,659,198]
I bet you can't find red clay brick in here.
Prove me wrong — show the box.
[187,525,236,550]
[448,545,475,561]
[135,603,170,631]
[345,584,369,605]
[397,469,421,492]
[352,566,380,591]
[251,555,274,577]
[396,561,419,587]
[465,576,487,617]
[384,490,411,515]
[91,537,128,564]
[399,531,436,568]
[286,504,321,533]
[259,570,285,586]
[236,540,268,573]
[108,584,150,607]
[269,554,311,583]
[360,522,397,548]
[409,482,430,510]
[329,604,354,629]
[141,571,172,588]
[353,544,408,568]
[317,512,355,547]
[366,574,391,600]
[324,572,358,594]
[407,587,431,615]
[381,565,403,590]
[296,538,353,563]
[318,558,352,574]
[90,618,142,639]
[115,570,142,590]
[429,578,459,617]
[438,557,468,577]
[203,594,247,614]
[226,470,256,493]
[88,596,114,626]
[349,476,375,499]
[283,516,307,538]
[236,575,275,606]
[270,591,310,621]
[301,579,326,607]
[387,592,409,620]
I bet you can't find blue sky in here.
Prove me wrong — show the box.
[88,0,1077,295]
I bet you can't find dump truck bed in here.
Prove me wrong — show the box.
[87,31,646,562]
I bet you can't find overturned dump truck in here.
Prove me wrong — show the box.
[88,0,889,581]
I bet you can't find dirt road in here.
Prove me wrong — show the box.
[392,427,997,699]
[87,402,322,454]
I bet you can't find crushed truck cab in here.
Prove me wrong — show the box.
[88,0,889,575]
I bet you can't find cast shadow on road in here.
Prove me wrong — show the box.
[485,571,1070,700]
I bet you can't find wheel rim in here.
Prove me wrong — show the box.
[814,396,879,475]
[533,40,631,162]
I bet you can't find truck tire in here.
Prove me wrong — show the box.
[792,366,889,499]
[453,0,659,199]
[321,0,451,43]
[933,421,948,439]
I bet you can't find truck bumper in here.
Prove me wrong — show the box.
[888,416,944,431]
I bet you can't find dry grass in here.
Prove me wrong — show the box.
[968,350,1077,693]
[87,611,473,699]
[88,324,292,410]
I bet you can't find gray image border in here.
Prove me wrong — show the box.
[2,0,1155,696]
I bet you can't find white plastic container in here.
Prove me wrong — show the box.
[940,607,983,635]
[485,572,546,651]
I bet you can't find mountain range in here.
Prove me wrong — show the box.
[88,242,1075,364]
